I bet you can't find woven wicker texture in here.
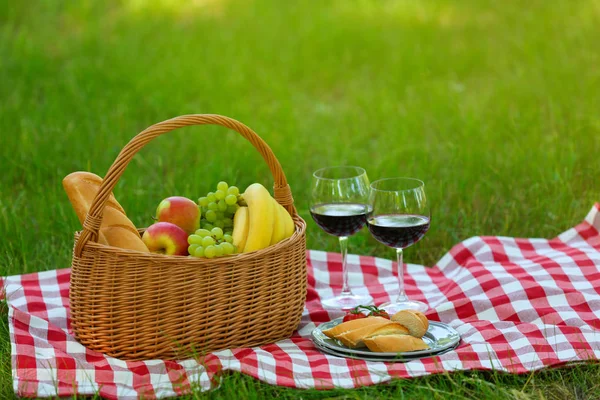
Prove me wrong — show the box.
[70,114,307,360]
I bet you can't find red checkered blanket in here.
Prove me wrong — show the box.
[3,204,600,399]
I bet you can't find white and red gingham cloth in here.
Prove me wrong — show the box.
[3,204,600,399]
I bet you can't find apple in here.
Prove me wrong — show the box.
[156,196,200,234]
[142,222,189,256]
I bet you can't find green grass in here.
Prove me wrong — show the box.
[1,0,600,398]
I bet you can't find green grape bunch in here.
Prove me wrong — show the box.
[188,227,236,259]
[191,181,245,258]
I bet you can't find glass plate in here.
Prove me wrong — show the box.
[311,317,461,357]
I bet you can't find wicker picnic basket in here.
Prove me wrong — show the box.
[70,114,307,360]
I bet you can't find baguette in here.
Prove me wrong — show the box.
[363,334,429,353]
[391,310,428,338]
[322,316,389,339]
[335,320,396,348]
[63,172,149,253]
[408,310,429,331]
[321,310,432,353]
[364,322,409,338]
[337,322,411,349]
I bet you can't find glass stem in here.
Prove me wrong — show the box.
[339,236,352,296]
[395,247,408,302]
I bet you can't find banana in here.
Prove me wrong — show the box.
[242,183,274,252]
[270,198,286,245]
[232,206,250,252]
[271,199,295,244]
[281,205,295,239]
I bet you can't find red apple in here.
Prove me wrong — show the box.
[156,196,200,234]
[142,222,189,256]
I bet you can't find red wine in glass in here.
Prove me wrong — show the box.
[311,166,373,310]
[310,203,370,237]
[368,177,431,313]
[367,214,430,248]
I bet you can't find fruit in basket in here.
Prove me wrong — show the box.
[242,183,275,252]
[224,183,296,253]
[282,206,295,238]
[232,206,249,250]
[270,198,295,245]
[156,196,200,234]
[188,227,237,258]
[195,181,295,254]
[198,181,244,234]
[270,199,286,246]
[142,222,189,256]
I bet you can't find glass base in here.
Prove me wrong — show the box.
[379,299,429,314]
[322,293,373,311]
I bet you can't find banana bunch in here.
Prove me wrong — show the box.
[232,183,295,253]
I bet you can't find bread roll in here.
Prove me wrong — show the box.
[363,335,429,353]
[391,310,428,338]
[63,172,149,253]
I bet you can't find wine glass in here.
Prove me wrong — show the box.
[310,166,373,310]
[368,177,430,313]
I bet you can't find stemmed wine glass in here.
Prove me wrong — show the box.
[310,166,373,310]
[367,177,430,313]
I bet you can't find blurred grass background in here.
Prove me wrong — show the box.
[1,0,599,398]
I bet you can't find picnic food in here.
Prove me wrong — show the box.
[191,181,294,257]
[156,196,200,234]
[369,309,390,319]
[62,171,149,252]
[342,305,390,322]
[270,198,287,245]
[232,206,250,251]
[69,114,307,360]
[362,305,391,319]
[239,183,294,253]
[323,316,389,340]
[322,310,430,352]
[343,309,368,322]
[334,319,396,348]
[391,310,429,338]
[242,183,276,252]
[64,173,295,259]
[120,180,296,259]
[142,222,189,256]
[197,181,243,232]
[272,197,295,244]
[363,334,430,352]
[125,179,294,259]
[188,227,235,258]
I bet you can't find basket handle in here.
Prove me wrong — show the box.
[74,114,296,257]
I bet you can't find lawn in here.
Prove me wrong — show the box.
[1,0,600,398]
